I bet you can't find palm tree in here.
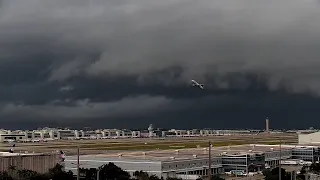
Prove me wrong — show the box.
[7,165,17,179]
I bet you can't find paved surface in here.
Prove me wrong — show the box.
[0,133,299,180]
[0,133,297,155]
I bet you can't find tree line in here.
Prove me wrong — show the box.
[4,161,320,180]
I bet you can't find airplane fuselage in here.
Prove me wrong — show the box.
[191,80,204,89]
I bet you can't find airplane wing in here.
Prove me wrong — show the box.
[191,80,198,85]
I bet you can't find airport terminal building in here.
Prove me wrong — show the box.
[0,128,264,142]
[64,144,320,178]
[64,150,224,179]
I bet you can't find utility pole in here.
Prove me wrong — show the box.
[208,141,212,180]
[77,146,80,180]
[246,158,249,180]
[279,140,281,180]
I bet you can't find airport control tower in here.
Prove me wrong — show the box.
[266,117,270,134]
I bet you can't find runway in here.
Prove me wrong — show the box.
[0,133,297,155]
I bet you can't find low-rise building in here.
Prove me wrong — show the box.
[0,131,26,142]
[64,149,224,179]
[64,144,320,179]
[57,129,78,140]
[0,151,62,173]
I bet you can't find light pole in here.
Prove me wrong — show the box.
[97,168,100,180]
[246,155,249,180]
[279,140,282,180]
[208,141,212,180]
[77,146,80,180]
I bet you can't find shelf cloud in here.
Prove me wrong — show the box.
[1,0,320,129]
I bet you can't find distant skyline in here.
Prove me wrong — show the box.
[2,125,317,131]
[1,0,320,129]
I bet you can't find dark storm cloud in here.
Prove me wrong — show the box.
[2,0,320,91]
[0,95,173,120]
[1,0,320,128]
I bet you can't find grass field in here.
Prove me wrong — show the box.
[0,133,297,155]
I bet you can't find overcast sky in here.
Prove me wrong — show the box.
[1,0,320,129]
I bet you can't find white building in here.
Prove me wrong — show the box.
[64,150,224,179]
[298,131,320,144]
[0,131,26,142]
[102,129,119,138]
[64,144,320,179]
[57,130,78,139]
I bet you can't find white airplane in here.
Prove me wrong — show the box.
[191,79,204,89]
